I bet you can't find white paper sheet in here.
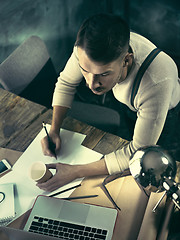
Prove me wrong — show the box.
[0,126,102,220]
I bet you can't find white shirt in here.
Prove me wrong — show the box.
[53,32,180,174]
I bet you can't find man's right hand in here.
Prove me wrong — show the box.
[41,105,69,158]
[41,131,61,158]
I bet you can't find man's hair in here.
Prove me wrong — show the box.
[75,13,130,64]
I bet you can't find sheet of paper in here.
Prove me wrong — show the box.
[0,126,102,220]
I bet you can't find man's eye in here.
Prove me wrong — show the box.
[101,73,109,76]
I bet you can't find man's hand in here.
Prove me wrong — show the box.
[37,158,108,192]
[37,163,80,192]
[41,131,61,158]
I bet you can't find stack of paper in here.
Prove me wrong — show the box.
[0,126,102,220]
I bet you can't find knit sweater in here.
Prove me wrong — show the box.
[52,32,180,174]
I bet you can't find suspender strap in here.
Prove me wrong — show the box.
[130,48,162,109]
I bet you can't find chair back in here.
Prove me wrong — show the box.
[0,36,57,108]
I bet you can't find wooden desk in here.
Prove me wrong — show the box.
[0,88,177,240]
[0,88,128,154]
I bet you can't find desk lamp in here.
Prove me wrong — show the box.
[129,145,180,212]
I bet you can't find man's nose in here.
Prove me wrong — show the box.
[87,74,100,90]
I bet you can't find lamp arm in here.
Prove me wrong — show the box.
[152,178,180,212]
[163,177,180,210]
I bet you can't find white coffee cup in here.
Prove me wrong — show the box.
[29,161,53,183]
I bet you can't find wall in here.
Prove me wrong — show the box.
[129,0,180,62]
[0,0,180,74]
[0,0,110,73]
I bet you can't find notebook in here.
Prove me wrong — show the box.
[24,195,117,240]
[0,183,15,226]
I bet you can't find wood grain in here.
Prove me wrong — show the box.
[0,89,46,149]
[0,88,128,155]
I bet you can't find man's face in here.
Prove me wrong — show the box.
[78,47,125,95]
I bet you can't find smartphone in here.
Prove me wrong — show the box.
[0,159,12,174]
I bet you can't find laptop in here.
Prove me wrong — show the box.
[22,195,117,240]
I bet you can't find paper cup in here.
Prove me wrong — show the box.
[29,161,53,183]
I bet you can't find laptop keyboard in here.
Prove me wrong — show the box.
[28,216,108,240]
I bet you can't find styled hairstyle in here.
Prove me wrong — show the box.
[75,13,130,64]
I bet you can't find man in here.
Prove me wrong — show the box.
[38,14,180,192]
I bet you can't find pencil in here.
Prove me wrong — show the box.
[42,122,57,159]
[49,183,82,197]
[62,195,98,200]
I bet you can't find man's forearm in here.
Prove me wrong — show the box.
[50,105,69,133]
[76,158,109,178]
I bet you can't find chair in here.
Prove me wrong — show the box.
[0,36,57,108]
[68,101,121,134]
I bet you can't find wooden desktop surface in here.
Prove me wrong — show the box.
[0,88,178,240]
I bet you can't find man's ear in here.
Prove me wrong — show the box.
[123,53,133,67]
